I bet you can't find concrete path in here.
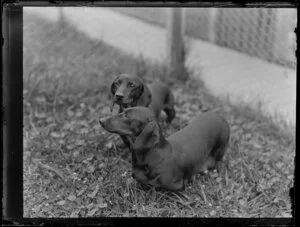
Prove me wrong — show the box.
[25,7,296,128]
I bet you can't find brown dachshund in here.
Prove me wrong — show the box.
[110,74,176,123]
[99,107,230,191]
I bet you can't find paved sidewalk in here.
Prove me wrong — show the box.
[25,7,296,127]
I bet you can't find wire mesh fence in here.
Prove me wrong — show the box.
[113,7,297,69]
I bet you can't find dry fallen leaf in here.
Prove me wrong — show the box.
[76,112,83,117]
[87,165,95,173]
[77,186,88,197]
[67,194,77,201]
[73,150,80,158]
[98,163,106,169]
[51,132,61,138]
[35,112,47,119]
[87,203,94,210]
[98,203,107,209]
[209,210,216,216]
[244,133,252,140]
[76,140,85,146]
[67,144,76,150]
[88,184,99,198]
[106,141,113,149]
[87,207,99,216]
[63,122,74,130]
[57,200,66,206]
[70,210,80,218]
[216,177,222,183]
[86,156,94,161]
[58,139,64,144]
[80,128,89,134]
[239,199,246,206]
[67,109,74,117]
[281,212,291,217]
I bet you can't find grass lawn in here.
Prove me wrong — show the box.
[23,13,295,218]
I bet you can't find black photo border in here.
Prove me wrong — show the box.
[2,0,297,226]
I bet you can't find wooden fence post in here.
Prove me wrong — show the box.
[58,8,66,27]
[166,8,188,81]
[208,8,218,43]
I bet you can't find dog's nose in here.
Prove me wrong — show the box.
[99,118,104,126]
[115,93,124,100]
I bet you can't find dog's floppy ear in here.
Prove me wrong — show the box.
[133,120,160,150]
[110,76,119,95]
[136,82,152,107]
[110,76,120,112]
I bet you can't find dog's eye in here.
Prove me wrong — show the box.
[115,80,122,85]
[127,82,134,88]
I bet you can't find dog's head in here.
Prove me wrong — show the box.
[99,106,157,138]
[110,74,145,111]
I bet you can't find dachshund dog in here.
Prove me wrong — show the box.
[99,107,157,181]
[110,74,176,123]
[99,107,230,191]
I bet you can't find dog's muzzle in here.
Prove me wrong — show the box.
[115,92,124,101]
[99,116,110,127]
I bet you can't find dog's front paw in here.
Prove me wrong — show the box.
[199,168,209,176]
[131,172,136,179]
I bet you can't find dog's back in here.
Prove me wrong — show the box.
[149,82,170,101]
[168,112,230,174]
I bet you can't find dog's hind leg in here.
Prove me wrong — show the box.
[160,170,185,191]
[167,177,185,191]
[213,118,230,172]
[211,139,229,173]
[199,156,216,174]
[163,107,176,123]
[162,90,176,123]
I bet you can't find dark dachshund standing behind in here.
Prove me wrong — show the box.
[110,74,176,123]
